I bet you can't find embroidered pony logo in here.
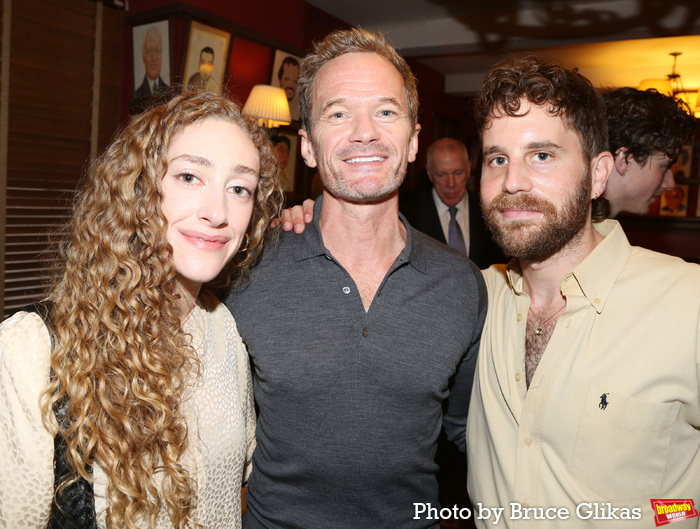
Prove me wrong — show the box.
[599,393,609,410]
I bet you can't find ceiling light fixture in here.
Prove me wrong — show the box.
[638,52,700,118]
[638,52,683,96]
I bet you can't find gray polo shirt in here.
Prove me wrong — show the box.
[225,197,487,529]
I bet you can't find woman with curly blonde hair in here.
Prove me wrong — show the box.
[0,91,283,528]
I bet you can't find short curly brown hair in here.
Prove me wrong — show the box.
[603,87,695,166]
[475,55,610,220]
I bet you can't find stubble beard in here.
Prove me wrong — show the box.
[318,143,407,203]
[482,168,592,262]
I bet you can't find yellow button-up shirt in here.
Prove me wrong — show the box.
[467,220,700,528]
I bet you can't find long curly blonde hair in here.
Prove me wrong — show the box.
[41,92,283,528]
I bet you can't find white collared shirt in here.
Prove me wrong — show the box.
[433,188,470,254]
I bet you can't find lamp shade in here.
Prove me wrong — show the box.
[677,91,698,113]
[242,85,291,128]
[638,78,673,96]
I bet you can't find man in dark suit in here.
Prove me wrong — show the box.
[401,137,505,269]
[134,26,168,100]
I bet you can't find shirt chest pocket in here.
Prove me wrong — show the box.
[569,384,680,502]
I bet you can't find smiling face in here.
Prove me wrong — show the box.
[299,52,420,202]
[480,100,607,261]
[280,62,299,101]
[160,118,259,297]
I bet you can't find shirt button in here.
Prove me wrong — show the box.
[521,502,530,508]
[342,286,351,294]
[594,297,601,304]
[517,313,523,322]
[524,437,533,447]
[324,254,332,260]
[515,372,522,382]
[362,328,369,337]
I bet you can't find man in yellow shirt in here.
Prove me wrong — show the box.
[467,55,700,528]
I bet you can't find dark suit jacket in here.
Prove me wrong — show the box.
[400,190,506,269]
[134,75,167,100]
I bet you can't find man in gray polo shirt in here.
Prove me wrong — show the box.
[225,28,486,529]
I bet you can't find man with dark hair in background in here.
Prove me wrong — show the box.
[602,87,695,216]
[467,56,700,528]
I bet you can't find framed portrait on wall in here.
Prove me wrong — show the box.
[132,20,171,101]
[273,131,299,193]
[270,50,302,122]
[672,144,695,184]
[659,184,689,217]
[182,21,231,94]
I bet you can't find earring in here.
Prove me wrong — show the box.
[239,234,250,253]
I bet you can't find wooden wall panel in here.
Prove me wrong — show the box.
[3,0,124,316]
[98,5,125,151]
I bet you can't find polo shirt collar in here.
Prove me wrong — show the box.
[293,196,328,262]
[505,219,631,314]
[293,195,426,273]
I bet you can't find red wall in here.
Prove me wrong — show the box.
[408,59,476,168]
[128,0,306,48]
[227,39,273,107]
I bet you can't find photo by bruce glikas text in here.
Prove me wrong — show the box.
[413,502,643,524]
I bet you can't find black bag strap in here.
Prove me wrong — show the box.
[19,302,98,529]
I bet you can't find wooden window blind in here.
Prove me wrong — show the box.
[2,0,123,317]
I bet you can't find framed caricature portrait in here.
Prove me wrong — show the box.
[659,184,689,217]
[273,132,299,193]
[182,21,231,94]
[672,144,695,184]
[132,21,171,101]
[270,50,302,122]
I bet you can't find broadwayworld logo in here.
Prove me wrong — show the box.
[650,499,698,526]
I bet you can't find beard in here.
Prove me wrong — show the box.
[482,168,592,262]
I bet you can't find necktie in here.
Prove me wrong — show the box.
[448,206,467,255]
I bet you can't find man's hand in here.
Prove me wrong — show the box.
[271,198,315,233]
